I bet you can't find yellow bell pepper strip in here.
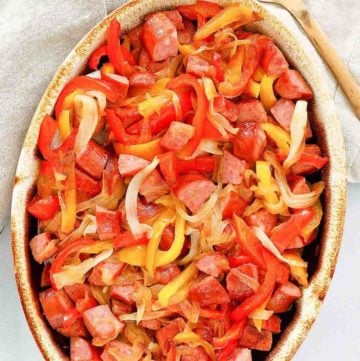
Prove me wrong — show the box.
[101,62,115,76]
[60,188,77,234]
[54,152,77,234]
[117,245,147,267]
[300,200,323,238]
[261,123,291,156]
[212,319,246,349]
[219,44,259,98]
[193,4,262,42]
[284,250,309,287]
[245,79,261,98]
[58,110,72,141]
[155,212,186,268]
[167,74,208,158]
[154,195,175,209]
[146,209,175,276]
[174,331,216,361]
[113,138,163,161]
[224,47,244,86]
[253,66,265,82]
[158,263,198,307]
[260,74,278,111]
[256,161,279,204]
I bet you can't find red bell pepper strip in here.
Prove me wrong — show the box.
[105,109,138,144]
[107,19,126,75]
[38,115,58,160]
[27,195,60,220]
[167,74,208,157]
[88,45,108,70]
[271,208,315,251]
[297,153,329,170]
[113,231,148,248]
[230,250,278,321]
[233,214,266,269]
[219,44,260,97]
[49,238,95,289]
[127,91,193,136]
[166,342,177,361]
[199,308,225,320]
[55,76,122,119]
[89,44,137,70]
[176,156,217,174]
[217,340,237,361]
[229,254,252,268]
[213,320,246,349]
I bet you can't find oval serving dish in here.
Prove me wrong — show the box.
[11,0,347,360]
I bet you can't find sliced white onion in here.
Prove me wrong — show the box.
[86,90,107,117]
[125,158,159,239]
[252,227,307,268]
[120,309,174,321]
[179,228,201,265]
[264,151,325,209]
[283,101,308,169]
[184,139,223,160]
[52,249,113,289]
[74,94,99,155]
[208,100,239,136]
[59,214,97,247]
[76,178,124,213]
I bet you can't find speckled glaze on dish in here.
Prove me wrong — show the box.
[11,0,347,360]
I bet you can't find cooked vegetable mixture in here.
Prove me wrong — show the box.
[28,2,328,360]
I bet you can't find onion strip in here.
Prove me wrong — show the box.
[74,94,99,155]
[264,151,324,209]
[174,187,219,224]
[283,101,308,169]
[125,157,159,239]
[252,227,307,268]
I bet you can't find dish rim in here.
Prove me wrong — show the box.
[10,0,347,360]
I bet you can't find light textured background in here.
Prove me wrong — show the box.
[0,0,359,360]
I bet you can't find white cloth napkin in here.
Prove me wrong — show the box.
[0,0,359,231]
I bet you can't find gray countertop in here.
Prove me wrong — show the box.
[1,184,359,360]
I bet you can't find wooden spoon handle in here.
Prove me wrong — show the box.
[288,3,360,118]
